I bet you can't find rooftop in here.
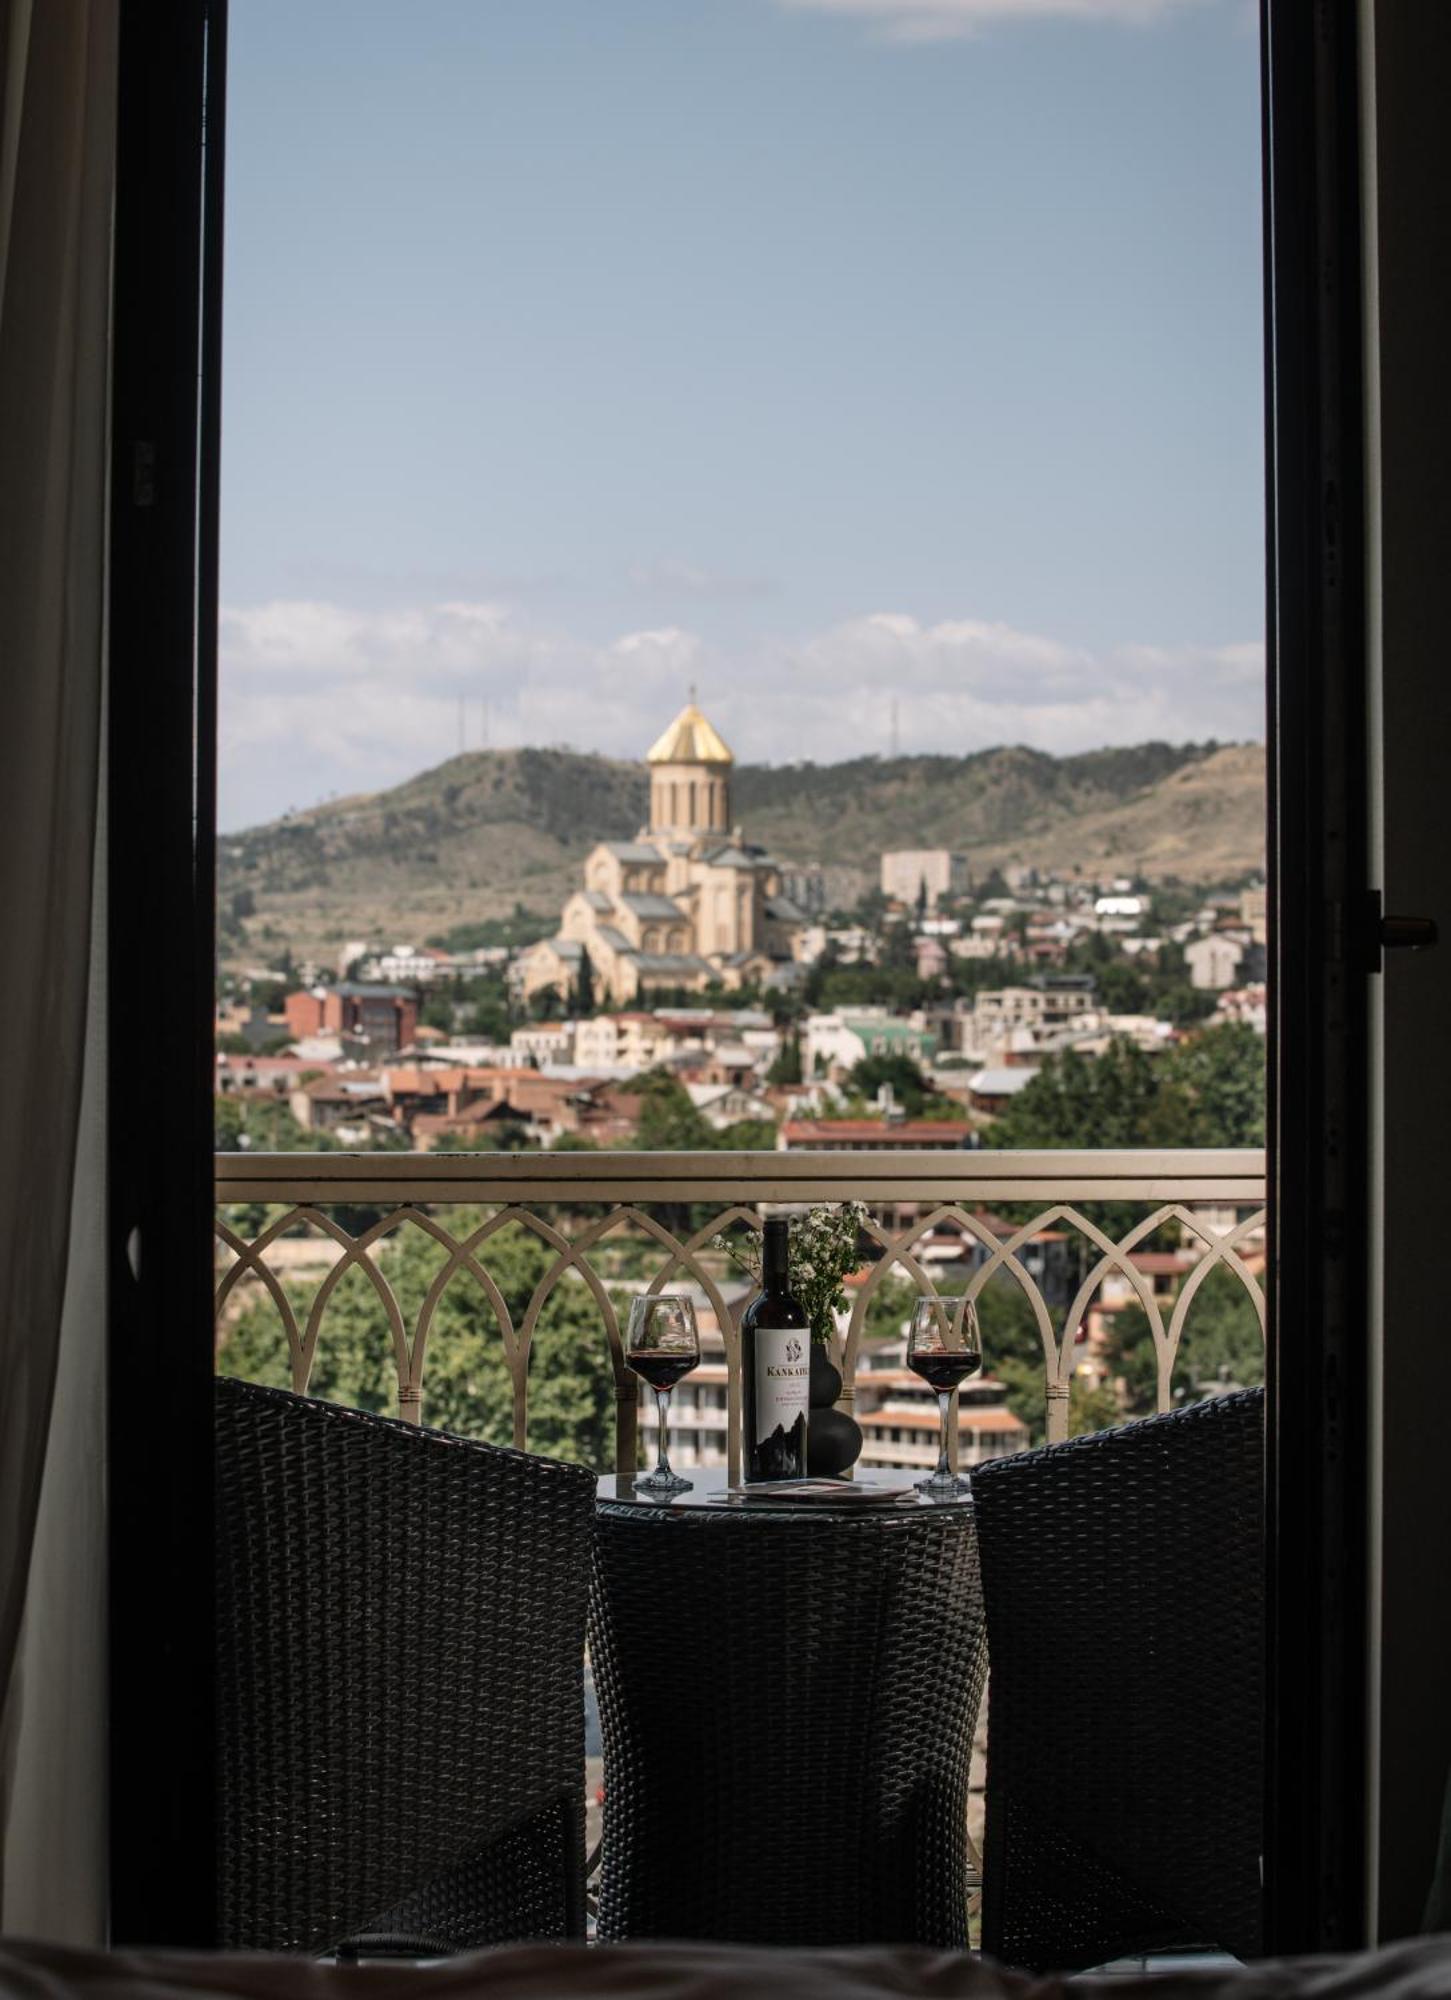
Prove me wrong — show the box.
[646,701,734,767]
[968,1066,1041,1095]
[602,841,666,864]
[781,1119,974,1148]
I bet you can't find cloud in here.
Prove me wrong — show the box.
[775,0,1206,42]
[625,557,777,602]
[219,595,1262,829]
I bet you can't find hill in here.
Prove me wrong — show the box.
[218,740,1265,968]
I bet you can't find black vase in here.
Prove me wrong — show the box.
[807,1339,862,1478]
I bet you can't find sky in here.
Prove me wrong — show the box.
[219,0,1264,831]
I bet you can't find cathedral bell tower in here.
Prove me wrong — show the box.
[645,699,733,839]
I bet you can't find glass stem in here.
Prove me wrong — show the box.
[936,1391,952,1480]
[656,1389,672,1479]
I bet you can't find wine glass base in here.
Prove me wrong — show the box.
[635,1469,692,1494]
[915,1470,972,1498]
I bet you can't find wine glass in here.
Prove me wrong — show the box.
[626,1293,701,1494]
[906,1295,982,1496]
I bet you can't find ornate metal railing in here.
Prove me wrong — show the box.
[215,1149,1267,1477]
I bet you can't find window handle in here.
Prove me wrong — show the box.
[1380,913,1438,952]
[1363,891,1439,970]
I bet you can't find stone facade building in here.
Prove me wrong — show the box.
[522,702,807,1008]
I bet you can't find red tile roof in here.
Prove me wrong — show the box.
[781,1119,973,1147]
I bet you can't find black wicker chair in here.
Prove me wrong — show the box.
[972,1387,1264,1972]
[215,1376,596,1955]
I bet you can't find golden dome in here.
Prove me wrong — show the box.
[645,701,734,767]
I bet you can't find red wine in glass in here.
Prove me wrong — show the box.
[906,1296,982,1495]
[625,1294,700,1493]
[627,1350,698,1394]
[908,1349,981,1394]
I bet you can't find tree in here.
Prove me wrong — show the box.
[987,1040,1192,1154]
[630,1070,714,1151]
[1164,1022,1265,1145]
[574,945,596,1017]
[217,1214,618,1467]
[1101,1263,1264,1419]
[215,1094,336,1153]
[714,1117,778,1151]
[881,920,915,973]
[847,1052,934,1116]
[767,1033,803,1086]
[462,980,512,1042]
[421,985,457,1034]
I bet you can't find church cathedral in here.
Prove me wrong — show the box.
[521,701,807,1008]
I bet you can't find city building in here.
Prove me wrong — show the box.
[802,1008,938,1080]
[964,1066,1041,1117]
[966,979,1097,1053]
[521,702,808,1007]
[855,1374,1029,1474]
[1185,933,1247,991]
[282,982,419,1057]
[880,849,969,910]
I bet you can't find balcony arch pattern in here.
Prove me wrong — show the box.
[214,1150,1267,1472]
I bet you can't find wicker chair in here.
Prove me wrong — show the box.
[972,1387,1264,1972]
[215,1376,596,1955]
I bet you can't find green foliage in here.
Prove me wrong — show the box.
[216,1031,293,1057]
[988,1039,1182,1153]
[714,1117,778,1151]
[461,980,513,1041]
[1101,1263,1264,1418]
[987,1024,1264,1153]
[429,1120,529,1152]
[217,1214,617,1467]
[847,1052,934,1116]
[716,1201,868,1344]
[574,945,596,1016]
[427,908,552,953]
[767,1033,803,1085]
[804,960,926,1012]
[215,1094,336,1153]
[881,920,915,973]
[630,1070,715,1151]
[420,990,456,1033]
[1168,1022,1265,1145]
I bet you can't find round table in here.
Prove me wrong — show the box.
[587,1469,986,1949]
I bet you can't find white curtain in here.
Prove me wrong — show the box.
[0,0,117,1943]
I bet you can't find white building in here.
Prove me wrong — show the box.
[1185,933,1246,990]
[880,849,969,910]
[854,1341,1027,1473]
[510,1022,576,1063]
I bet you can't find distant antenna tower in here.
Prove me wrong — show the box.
[890,697,900,759]
[480,698,490,749]
[458,695,466,755]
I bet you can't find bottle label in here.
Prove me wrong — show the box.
[753,1326,810,1447]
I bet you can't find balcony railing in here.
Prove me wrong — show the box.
[215,1148,1267,1476]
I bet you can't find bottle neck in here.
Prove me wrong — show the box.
[762,1221,790,1294]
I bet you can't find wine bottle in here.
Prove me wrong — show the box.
[741,1215,810,1481]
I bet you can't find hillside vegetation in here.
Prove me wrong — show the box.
[218,739,1265,967]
